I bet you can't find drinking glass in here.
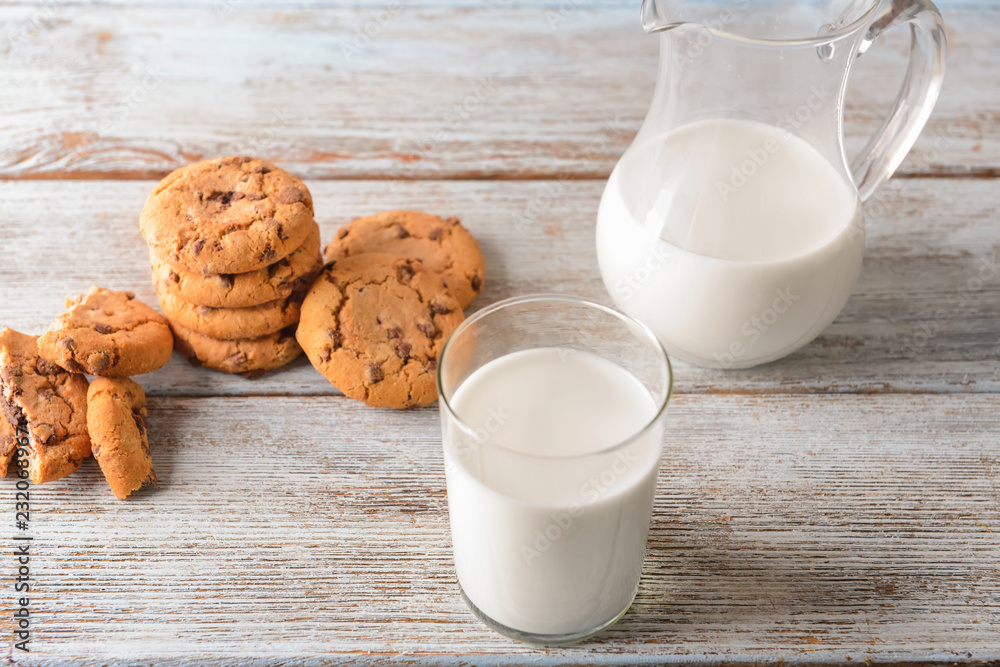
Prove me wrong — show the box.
[437,295,672,644]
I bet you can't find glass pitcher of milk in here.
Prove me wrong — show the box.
[596,0,946,369]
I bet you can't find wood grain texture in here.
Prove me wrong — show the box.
[0,177,997,397]
[0,393,997,665]
[0,2,997,663]
[0,3,994,180]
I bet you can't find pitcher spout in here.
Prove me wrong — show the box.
[640,0,712,34]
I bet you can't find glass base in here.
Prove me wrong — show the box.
[458,583,637,646]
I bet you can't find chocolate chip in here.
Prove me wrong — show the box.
[0,366,21,384]
[446,216,460,226]
[125,292,135,299]
[237,157,253,164]
[168,270,180,284]
[430,301,452,315]
[396,341,412,360]
[471,274,482,292]
[216,274,235,288]
[35,423,56,444]
[417,321,436,338]
[245,192,266,201]
[93,323,113,335]
[268,221,287,241]
[212,240,224,252]
[428,227,444,241]
[60,337,76,352]
[366,363,383,383]
[268,258,291,279]
[132,408,147,435]
[88,352,110,373]
[260,246,277,263]
[34,358,60,376]
[63,358,84,373]
[250,164,271,174]
[424,358,437,372]
[386,325,402,340]
[231,191,245,202]
[226,352,247,367]
[336,227,349,240]
[277,187,305,205]
[191,238,206,255]
[396,262,415,283]
[394,224,409,239]
[208,190,236,206]
[327,329,342,349]
[319,348,331,363]
[0,395,19,426]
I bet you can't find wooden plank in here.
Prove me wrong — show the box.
[3,393,998,664]
[1,177,997,396]
[0,0,987,6]
[0,4,994,181]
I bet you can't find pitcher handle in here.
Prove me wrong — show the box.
[849,0,947,202]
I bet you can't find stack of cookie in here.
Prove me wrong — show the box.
[297,210,485,410]
[141,157,323,377]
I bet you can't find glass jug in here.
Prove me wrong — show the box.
[596,0,946,369]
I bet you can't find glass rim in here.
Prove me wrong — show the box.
[644,0,880,48]
[436,294,674,462]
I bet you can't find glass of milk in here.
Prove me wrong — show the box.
[437,295,672,645]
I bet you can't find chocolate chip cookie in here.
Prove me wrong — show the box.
[151,221,323,309]
[0,328,91,484]
[155,281,303,341]
[140,156,315,274]
[324,211,484,309]
[87,377,156,499]
[38,287,174,377]
[170,322,302,376]
[297,253,464,409]
[0,415,17,477]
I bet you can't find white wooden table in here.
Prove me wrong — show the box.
[1,1,998,664]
